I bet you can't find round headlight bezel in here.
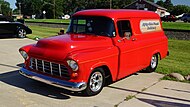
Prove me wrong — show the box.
[67,60,79,71]
[19,50,28,60]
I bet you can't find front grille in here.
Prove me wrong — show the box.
[30,58,70,79]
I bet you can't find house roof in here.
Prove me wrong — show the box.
[126,0,167,10]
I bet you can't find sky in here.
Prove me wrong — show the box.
[5,0,190,10]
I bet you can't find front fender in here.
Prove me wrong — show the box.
[19,44,35,67]
[19,44,34,53]
[68,46,119,82]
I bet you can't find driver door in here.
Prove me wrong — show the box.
[115,20,140,79]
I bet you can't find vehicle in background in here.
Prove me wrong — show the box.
[58,14,70,19]
[161,15,178,22]
[181,13,190,22]
[0,15,32,38]
[176,13,185,20]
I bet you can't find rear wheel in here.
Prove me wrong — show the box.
[145,54,158,72]
[84,68,105,96]
[17,29,26,38]
[184,19,188,22]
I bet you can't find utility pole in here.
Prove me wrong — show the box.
[43,1,55,19]
[110,0,112,9]
[0,4,2,14]
[53,0,55,19]
[18,2,21,15]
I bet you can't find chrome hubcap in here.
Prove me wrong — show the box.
[89,71,103,92]
[151,55,157,68]
[18,29,26,38]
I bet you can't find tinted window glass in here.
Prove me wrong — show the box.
[117,20,132,37]
[0,18,8,21]
[67,16,115,37]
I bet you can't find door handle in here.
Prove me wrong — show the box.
[132,38,137,41]
[118,37,129,43]
[118,40,122,42]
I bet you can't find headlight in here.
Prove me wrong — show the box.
[19,50,28,60]
[67,60,79,71]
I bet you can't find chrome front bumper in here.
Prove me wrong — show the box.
[19,67,87,91]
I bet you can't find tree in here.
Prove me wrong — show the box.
[156,0,164,7]
[13,8,19,14]
[171,5,190,15]
[112,0,133,9]
[164,0,173,12]
[14,0,135,19]
[15,0,43,16]
[15,0,63,18]
[0,0,12,16]
[147,0,154,3]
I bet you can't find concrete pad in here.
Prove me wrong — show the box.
[119,80,190,107]
[0,38,36,69]
[1,38,189,107]
[119,98,155,107]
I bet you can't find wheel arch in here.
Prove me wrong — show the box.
[151,50,161,60]
[89,64,113,85]
[16,24,32,35]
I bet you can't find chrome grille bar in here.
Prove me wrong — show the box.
[35,59,38,70]
[42,60,45,72]
[59,64,62,77]
[50,62,53,75]
[30,58,70,79]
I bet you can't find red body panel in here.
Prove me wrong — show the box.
[20,9,168,85]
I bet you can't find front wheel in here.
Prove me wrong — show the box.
[145,54,158,72]
[17,29,27,38]
[83,68,105,96]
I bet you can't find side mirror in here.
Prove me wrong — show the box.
[58,29,64,35]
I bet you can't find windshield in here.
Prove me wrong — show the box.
[67,16,115,37]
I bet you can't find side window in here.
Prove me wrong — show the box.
[73,19,86,33]
[117,20,132,38]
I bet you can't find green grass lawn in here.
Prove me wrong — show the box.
[156,39,190,82]
[27,25,63,39]
[157,40,190,76]
[162,22,190,30]
[25,19,70,23]
[27,25,190,82]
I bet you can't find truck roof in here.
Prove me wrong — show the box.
[73,9,159,19]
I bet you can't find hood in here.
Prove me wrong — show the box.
[29,33,113,61]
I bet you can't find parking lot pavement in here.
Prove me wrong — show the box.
[0,38,189,107]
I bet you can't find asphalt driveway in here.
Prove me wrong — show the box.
[0,38,190,107]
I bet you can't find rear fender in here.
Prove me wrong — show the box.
[16,24,32,34]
